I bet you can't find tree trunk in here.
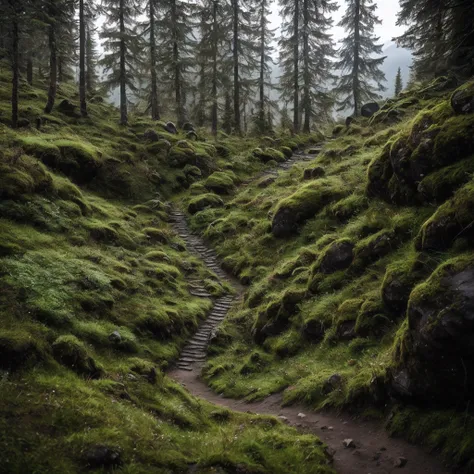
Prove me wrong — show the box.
[293,0,299,133]
[302,0,310,133]
[79,0,87,117]
[119,0,128,125]
[149,0,160,120]
[85,27,93,94]
[26,56,33,85]
[11,16,19,129]
[258,0,265,134]
[171,0,183,126]
[45,22,57,114]
[232,0,241,135]
[352,0,360,117]
[58,56,63,83]
[211,0,218,136]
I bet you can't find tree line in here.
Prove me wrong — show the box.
[1,0,473,134]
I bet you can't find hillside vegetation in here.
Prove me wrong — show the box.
[179,76,474,472]
[0,69,333,473]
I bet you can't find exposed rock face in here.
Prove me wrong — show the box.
[391,262,474,405]
[319,240,354,274]
[361,102,380,118]
[164,121,178,134]
[302,318,325,342]
[451,84,474,114]
[272,207,297,238]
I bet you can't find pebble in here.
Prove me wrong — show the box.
[297,412,306,418]
[394,456,408,468]
[343,438,356,449]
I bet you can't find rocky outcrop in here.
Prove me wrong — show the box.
[318,240,354,274]
[361,102,380,118]
[391,258,474,405]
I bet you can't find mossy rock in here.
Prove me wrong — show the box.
[143,227,169,243]
[391,255,474,405]
[252,147,286,163]
[0,153,54,199]
[272,179,345,237]
[355,293,391,337]
[188,193,224,214]
[52,335,102,378]
[314,239,354,274]
[334,299,364,341]
[0,330,44,371]
[204,171,235,195]
[215,144,230,157]
[417,180,474,251]
[280,146,293,158]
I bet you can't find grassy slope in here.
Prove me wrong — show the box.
[183,78,474,471]
[0,67,334,473]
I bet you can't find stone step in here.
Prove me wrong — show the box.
[190,291,212,298]
[179,356,205,363]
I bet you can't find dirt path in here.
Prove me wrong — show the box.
[168,150,452,474]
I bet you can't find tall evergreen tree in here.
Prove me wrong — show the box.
[333,0,386,117]
[394,0,448,80]
[100,0,140,125]
[41,0,75,113]
[228,0,259,135]
[156,0,197,126]
[2,0,28,128]
[394,67,403,96]
[279,0,337,132]
[195,0,227,134]
[137,0,161,120]
[79,0,87,116]
[85,21,99,94]
[254,0,275,135]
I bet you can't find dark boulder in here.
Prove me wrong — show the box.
[361,102,380,118]
[83,445,122,468]
[322,374,343,395]
[302,318,325,342]
[391,262,474,405]
[345,116,354,127]
[163,121,178,134]
[271,207,297,238]
[17,118,30,128]
[186,131,198,141]
[143,129,160,142]
[451,84,474,115]
[319,240,354,274]
[183,122,195,131]
[303,166,325,180]
[58,99,79,117]
[336,320,356,341]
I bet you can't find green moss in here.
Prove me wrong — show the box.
[188,193,224,214]
[355,291,390,337]
[205,171,236,194]
[52,335,102,377]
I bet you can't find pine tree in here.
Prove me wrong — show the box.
[333,0,386,117]
[254,0,275,135]
[228,0,259,135]
[394,0,448,80]
[41,0,75,113]
[85,21,99,95]
[279,0,337,132]
[156,0,197,126]
[79,0,87,116]
[222,89,233,134]
[2,0,29,128]
[394,67,403,96]
[137,0,161,120]
[100,0,140,125]
[194,0,227,134]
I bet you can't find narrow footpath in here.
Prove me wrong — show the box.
[168,150,452,474]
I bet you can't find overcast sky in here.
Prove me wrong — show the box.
[269,0,406,49]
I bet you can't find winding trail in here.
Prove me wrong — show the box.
[168,150,452,474]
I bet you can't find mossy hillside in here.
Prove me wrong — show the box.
[0,72,338,471]
[191,79,474,470]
